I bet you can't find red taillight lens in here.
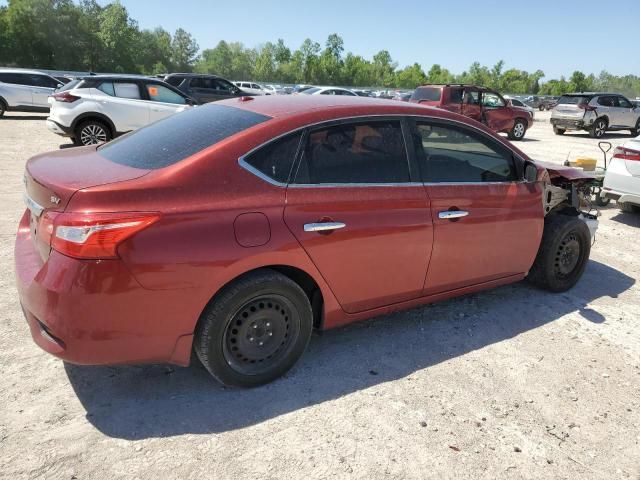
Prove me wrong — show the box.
[51,91,80,103]
[613,146,640,161]
[46,212,159,259]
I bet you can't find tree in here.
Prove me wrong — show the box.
[171,28,198,72]
[254,42,276,81]
[396,63,427,89]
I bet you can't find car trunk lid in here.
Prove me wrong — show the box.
[24,146,151,260]
[553,95,592,119]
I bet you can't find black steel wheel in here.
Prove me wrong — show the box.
[223,294,300,376]
[195,269,313,387]
[527,214,591,292]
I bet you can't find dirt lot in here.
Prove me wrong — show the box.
[1,111,639,480]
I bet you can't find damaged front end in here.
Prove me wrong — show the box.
[536,161,599,238]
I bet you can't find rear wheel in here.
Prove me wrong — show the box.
[527,215,591,292]
[620,202,639,214]
[631,118,640,137]
[553,126,565,135]
[194,270,313,387]
[74,120,111,146]
[0,99,6,117]
[508,119,527,140]
[589,118,607,138]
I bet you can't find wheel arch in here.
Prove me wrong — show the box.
[71,112,116,137]
[196,265,326,332]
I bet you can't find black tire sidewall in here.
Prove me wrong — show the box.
[195,271,313,387]
[530,216,591,292]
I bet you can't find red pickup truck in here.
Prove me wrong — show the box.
[411,84,534,140]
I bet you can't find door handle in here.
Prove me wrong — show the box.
[304,222,346,232]
[438,210,469,220]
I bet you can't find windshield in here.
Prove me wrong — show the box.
[98,104,271,169]
[411,87,442,102]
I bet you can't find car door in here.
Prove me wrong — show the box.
[2,73,34,106]
[29,74,58,107]
[596,95,615,125]
[410,119,543,295]
[95,81,150,132]
[461,87,482,123]
[615,96,637,128]
[284,118,433,314]
[481,91,515,132]
[143,82,190,123]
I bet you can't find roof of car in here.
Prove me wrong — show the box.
[165,73,224,78]
[561,92,610,96]
[0,68,54,76]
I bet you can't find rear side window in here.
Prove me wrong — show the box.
[557,95,591,106]
[293,120,410,184]
[243,132,302,183]
[30,75,58,88]
[0,73,28,85]
[114,82,141,99]
[97,82,116,96]
[414,122,516,183]
[98,104,271,169]
[411,87,442,102]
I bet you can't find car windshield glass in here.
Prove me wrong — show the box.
[557,95,590,105]
[411,87,441,102]
[98,104,271,169]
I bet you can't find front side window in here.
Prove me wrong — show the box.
[293,120,410,184]
[617,96,632,109]
[113,82,141,99]
[243,132,302,183]
[482,92,505,108]
[414,122,516,183]
[146,84,186,104]
[449,88,463,103]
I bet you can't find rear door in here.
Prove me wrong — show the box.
[284,118,433,313]
[410,119,543,294]
[461,87,482,123]
[597,95,617,125]
[95,81,150,132]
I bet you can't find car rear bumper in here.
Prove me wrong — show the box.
[550,118,587,130]
[46,119,73,137]
[15,209,194,366]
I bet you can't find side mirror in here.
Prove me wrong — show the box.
[524,163,538,183]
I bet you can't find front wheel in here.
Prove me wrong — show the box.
[589,119,607,139]
[631,119,640,137]
[553,126,566,135]
[527,215,591,292]
[0,100,6,117]
[508,119,527,140]
[194,270,313,387]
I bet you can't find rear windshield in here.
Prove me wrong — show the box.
[411,87,442,102]
[98,104,271,169]
[557,95,591,106]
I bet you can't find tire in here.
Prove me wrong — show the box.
[0,99,6,117]
[594,195,610,207]
[553,126,566,135]
[527,214,591,293]
[194,269,313,387]
[589,118,607,139]
[74,119,111,146]
[539,105,545,111]
[508,119,527,140]
[631,119,640,137]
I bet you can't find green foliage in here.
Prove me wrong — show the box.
[0,1,639,97]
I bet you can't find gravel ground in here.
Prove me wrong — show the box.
[0,111,639,480]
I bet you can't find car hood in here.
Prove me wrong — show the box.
[535,160,596,182]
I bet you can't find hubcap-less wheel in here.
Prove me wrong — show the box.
[223,295,300,376]
[80,124,107,145]
[554,232,581,279]
[513,121,526,138]
[594,121,606,138]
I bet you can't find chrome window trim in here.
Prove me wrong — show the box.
[289,182,425,188]
[237,113,528,187]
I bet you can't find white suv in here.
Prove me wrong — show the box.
[233,81,267,95]
[47,75,195,146]
[0,69,63,116]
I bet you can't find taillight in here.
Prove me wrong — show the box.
[51,91,80,103]
[613,146,640,161]
[43,212,159,259]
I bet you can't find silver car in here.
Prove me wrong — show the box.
[0,69,63,117]
[550,93,640,138]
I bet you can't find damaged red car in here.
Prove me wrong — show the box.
[15,95,596,387]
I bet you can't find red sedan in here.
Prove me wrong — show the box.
[15,95,596,387]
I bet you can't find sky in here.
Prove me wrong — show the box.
[5,0,640,79]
